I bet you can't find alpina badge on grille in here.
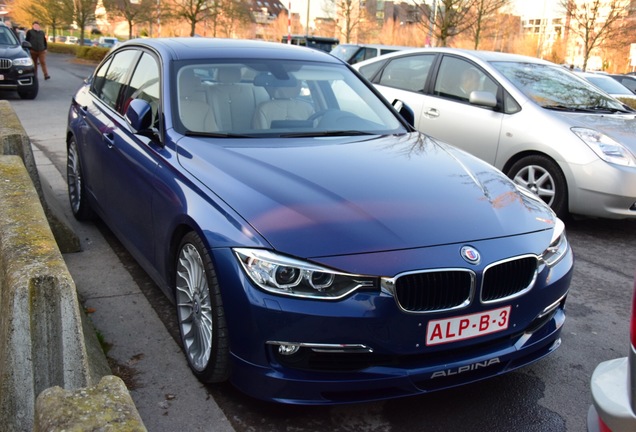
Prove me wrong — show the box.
[461,246,480,265]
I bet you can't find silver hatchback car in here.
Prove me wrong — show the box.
[354,48,636,219]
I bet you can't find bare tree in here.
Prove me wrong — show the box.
[217,0,252,38]
[561,0,631,71]
[468,0,510,49]
[171,0,211,36]
[324,0,367,43]
[10,0,74,37]
[414,0,478,47]
[102,0,154,39]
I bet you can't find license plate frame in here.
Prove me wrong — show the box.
[426,305,511,346]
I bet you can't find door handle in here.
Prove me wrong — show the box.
[424,108,439,118]
[103,132,115,149]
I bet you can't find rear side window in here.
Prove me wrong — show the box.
[378,54,435,92]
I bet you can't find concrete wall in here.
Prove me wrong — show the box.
[0,100,80,254]
[0,102,146,431]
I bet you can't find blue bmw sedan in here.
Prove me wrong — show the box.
[66,37,574,404]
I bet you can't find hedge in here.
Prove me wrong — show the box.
[47,42,110,63]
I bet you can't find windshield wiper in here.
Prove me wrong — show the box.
[184,131,251,138]
[279,130,376,138]
[583,105,633,114]
[543,104,631,113]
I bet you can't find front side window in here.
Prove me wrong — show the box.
[434,56,497,103]
[92,49,138,110]
[378,54,435,92]
[122,52,160,128]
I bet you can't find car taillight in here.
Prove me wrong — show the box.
[631,273,636,349]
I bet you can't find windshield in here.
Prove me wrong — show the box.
[330,45,360,62]
[585,75,634,96]
[175,59,406,138]
[0,25,19,46]
[491,61,625,111]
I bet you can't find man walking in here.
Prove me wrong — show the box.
[26,21,50,80]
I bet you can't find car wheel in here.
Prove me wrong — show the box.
[67,137,94,220]
[18,88,38,100]
[175,232,230,383]
[17,79,39,100]
[507,155,567,218]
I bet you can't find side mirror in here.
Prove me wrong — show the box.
[21,40,32,50]
[469,91,497,108]
[392,99,415,127]
[125,99,159,141]
[126,99,153,131]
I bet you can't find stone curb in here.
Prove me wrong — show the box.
[0,113,145,430]
[0,100,80,253]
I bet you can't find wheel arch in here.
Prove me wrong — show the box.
[503,150,571,216]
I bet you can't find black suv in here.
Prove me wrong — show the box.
[0,23,38,99]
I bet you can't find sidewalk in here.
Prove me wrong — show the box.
[10,53,235,432]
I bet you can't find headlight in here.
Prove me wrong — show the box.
[541,218,569,267]
[12,57,34,67]
[572,127,636,167]
[234,248,377,300]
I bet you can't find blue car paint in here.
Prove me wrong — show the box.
[67,37,574,404]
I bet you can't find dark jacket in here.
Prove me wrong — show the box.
[26,29,47,52]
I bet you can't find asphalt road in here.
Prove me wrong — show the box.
[3,52,636,432]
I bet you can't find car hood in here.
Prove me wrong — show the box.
[558,111,636,153]
[0,44,27,59]
[177,133,555,257]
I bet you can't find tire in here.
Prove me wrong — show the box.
[67,137,94,220]
[507,155,568,218]
[18,79,39,100]
[175,232,230,383]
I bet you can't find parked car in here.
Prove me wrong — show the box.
[65,36,78,44]
[330,43,411,65]
[0,22,38,99]
[576,71,636,105]
[55,35,67,43]
[97,36,118,48]
[610,74,636,94]
[67,38,573,404]
[588,272,636,432]
[353,48,636,220]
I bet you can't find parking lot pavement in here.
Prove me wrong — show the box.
[26,107,235,432]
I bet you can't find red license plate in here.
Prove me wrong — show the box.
[426,305,511,346]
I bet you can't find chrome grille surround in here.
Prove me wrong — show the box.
[0,58,12,69]
[480,255,538,304]
[382,269,475,314]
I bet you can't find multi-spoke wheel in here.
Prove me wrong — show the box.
[67,137,94,220]
[175,232,229,382]
[507,155,568,218]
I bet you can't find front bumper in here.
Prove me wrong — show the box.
[213,232,574,404]
[230,306,566,404]
[568,158,636,219]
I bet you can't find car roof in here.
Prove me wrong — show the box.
[115,37,342,64]
[354,47,555,66]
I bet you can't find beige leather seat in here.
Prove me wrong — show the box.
[252,84,314,129]
[179,69,217,132]
[207,66,266,132]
